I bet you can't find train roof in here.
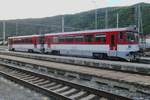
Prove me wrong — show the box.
[8,27,137,39]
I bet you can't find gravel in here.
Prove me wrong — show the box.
[0,76,52,100]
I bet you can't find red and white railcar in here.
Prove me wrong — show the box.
[8,27,140,61]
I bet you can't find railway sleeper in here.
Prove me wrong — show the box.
[42,82,57,88]
[31,79,46,84]
[48,84,63,90]
[35,80,50,85]
[14,73,29,77]
[68,91,87,99]
[79,94,96,100]
[26,77,40,82]
[20,76,37,81]
[53,86,70,93]
[15,74,32,79]
[60,88,77,96]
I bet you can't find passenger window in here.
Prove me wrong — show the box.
[126,32,137,42]
[58,36,65,43]
[84,35,93,42]
[95,34,106,43]
[8,39,12,44]
[39,36,45,44]
[119,32,125,42]
[119,32,124,40]
[75,36,84,42]
[25,38,32,44]
[47,38,52,44]
[53,37,58,43]
[66,36,74,42]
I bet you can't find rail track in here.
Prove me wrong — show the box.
[0,52,149,99]
[0,65,131,100]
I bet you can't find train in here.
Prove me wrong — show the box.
[8,27,140,61]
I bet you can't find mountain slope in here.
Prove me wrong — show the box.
[0,3,149,40]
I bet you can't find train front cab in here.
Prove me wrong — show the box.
[111,31,140,61]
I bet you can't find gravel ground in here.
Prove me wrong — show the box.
[0,76,52,100]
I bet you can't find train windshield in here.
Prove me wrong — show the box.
[126,32,139,42]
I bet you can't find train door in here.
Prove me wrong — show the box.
[33,37,37,48]
[39,35,45,53]
[47,36,51,48]
[109,33,117,56]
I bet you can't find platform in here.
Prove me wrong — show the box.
[0,51,149,75]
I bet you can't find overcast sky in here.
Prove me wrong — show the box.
[0,0,149,20]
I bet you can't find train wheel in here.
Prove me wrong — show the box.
[98,54,104,59]
[12,48,15,51]
[128,54,135,62]
[28,49,33,53]
[52,50,60,55]
[93,53,106,59]
[103,54,108,59]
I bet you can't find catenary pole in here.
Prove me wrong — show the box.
[3,21,6,45]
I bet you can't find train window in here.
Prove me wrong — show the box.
[58,36,65,43]
[18,39,21,44]
[66,36,74,42]
[75,36,84,42]
[8,39,12,44]
[95,34,106,43]
[13,39,15,44]
[14,39,17,44]
[30,38,32,43]
[118,32,126,42]
[119,32,124,40]
[84,35,93,42]
[48,38,52,43]
[53,37,58,43]
[29,38,32,43]
[24,38,32,44]
[126,32,137,42]
[13,39,16,44]
[21,38,24,43]
[38,36,45,44]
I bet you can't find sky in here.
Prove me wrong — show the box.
[0,0,149,20]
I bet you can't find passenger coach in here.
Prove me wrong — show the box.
[8,27,140,61]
